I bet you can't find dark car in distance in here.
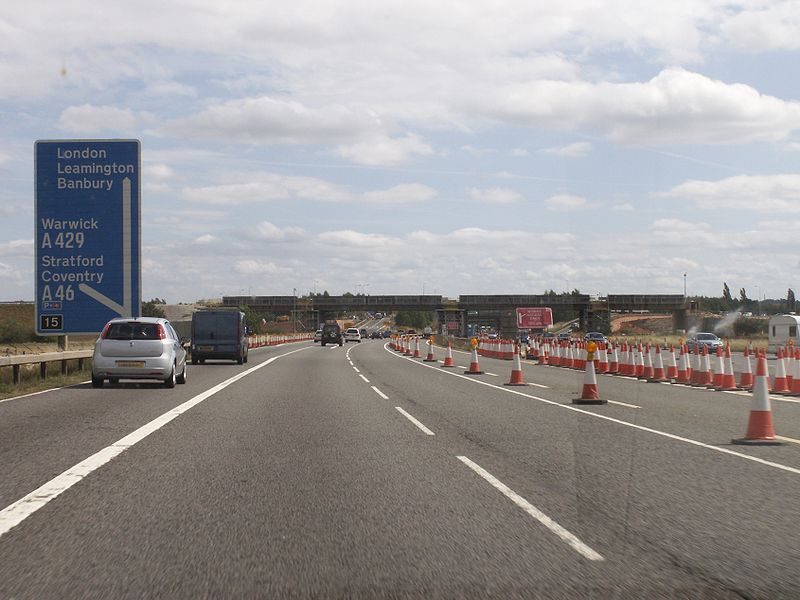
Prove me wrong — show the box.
[321,323,343,346]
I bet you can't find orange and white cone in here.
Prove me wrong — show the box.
[538,340,548,365]
[413,336,421,358]
[608,343,619,374]
[649,345,666,382]
[505,344,527,386]
[773,348,790,393]
[597,343,609,373]
[423,338,437,362]
[573,353,606,405]
[716,345,737,391]
[641,344,654,380]
[666,344,678,380]
[677,344,690,383]
[789,349,800,395]
[732,353,782,445]
[711,346,725,389]
[738,346,754,389]
[464,347,484,375]
[634,343,645,378]
[442,340,455,367]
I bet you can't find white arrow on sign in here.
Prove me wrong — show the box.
[78,177,133,317]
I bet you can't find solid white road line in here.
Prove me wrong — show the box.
[371,386,389,400]
[359,374,370,383]
[353,367,360,373]
[0,381,90,404]
[395,407,435,435]
[457,456,604,562]
[608,400,641,409]
[0,345,312,540]
[384,344,800,477]
[776,435,800,446]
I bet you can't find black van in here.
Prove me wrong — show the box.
[191,309,249,364]
[321,323,343,346]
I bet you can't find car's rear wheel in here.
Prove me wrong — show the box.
[176,361,187,384]
[237,355,244,365]
[109,377,119,385]
[164,366,176,388]
[322,342,326,346]
[91,375,104,388]
[191,356,198,365]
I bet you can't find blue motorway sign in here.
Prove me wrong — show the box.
[35,140,141,335]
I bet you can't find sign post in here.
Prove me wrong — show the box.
[35,140,141,335]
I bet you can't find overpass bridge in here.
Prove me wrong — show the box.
[223,294,690,335]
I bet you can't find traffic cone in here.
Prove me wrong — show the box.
[666,344,678,380]
[442,340,455,367]
[597,343,609,373]
[738,346,754,389]
[732,354,782,445]
[608,343,619,374]
[423,338,437,362]
[711,346,725,389]
[538,340,548,365]
[773,348,790,393]
[676,344,690,383]
[634,343,645,378]
[505,344,528,386]
[717,345,737,391]
[649,345,666,382]
[691,347,710,386]
[790,349,800,395]
[464,347,484,375]
[573,354,606,405]
[413,337,421,358]
[641,344,654,380]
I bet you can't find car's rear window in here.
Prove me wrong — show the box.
[106,322,160,340]
[697,334,716,340]
[347,329,359,333]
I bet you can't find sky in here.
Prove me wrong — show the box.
[2,1,800,303]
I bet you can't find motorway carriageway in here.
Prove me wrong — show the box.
[0,338,799,598]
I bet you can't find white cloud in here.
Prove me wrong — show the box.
[162,96,375,145]
[720,3,800,52]
[317,230,399,248]
[485,68,800,145]
[661,174,800,212]
[235,260,290,275]
[253,221,306,242]
[467,187,522,204]
[144,163,175,181]
[510,148,529,157]
[336,133,434,166]
[545,194,588,211]
[611,202,634,211]
[362,184,437,204]
[0,152,10,165]
[192,234,220,245]
[0,239,32,256]
[461,145,497,156]
[181,173,352,205]
[541,142,592,157]
[57,104,138,133]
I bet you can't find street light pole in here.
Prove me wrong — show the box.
[683,273,687,298]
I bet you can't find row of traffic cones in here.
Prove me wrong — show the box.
[392,335,780,444]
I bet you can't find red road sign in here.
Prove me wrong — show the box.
[516,307,553,329]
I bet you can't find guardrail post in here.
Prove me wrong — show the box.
[13,364,20,385]
[40,362,47,380]
[78,358,85,371]
[61,359,68,375]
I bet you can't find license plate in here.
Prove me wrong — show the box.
[197,345,214,352]
[116,361,145,368]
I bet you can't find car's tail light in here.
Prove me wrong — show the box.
[100,322,111,339]
[157,324,167,340]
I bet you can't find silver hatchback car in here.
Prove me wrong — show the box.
[91,317,188,388]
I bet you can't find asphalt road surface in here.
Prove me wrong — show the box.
[1,338,799,599]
